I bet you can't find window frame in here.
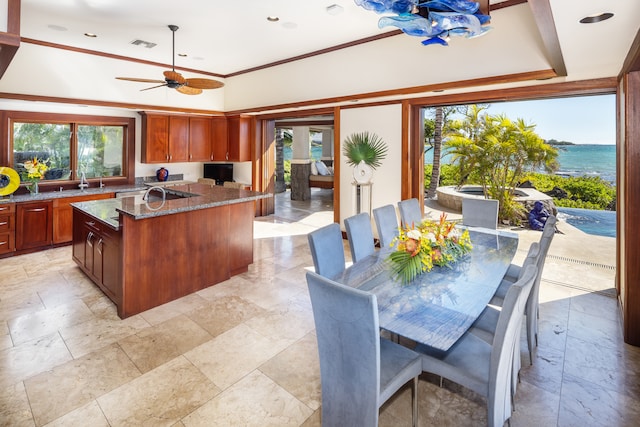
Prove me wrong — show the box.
[2,110,135,191]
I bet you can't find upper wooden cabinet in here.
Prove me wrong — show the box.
[227,115,252,162]
[189,116,212,162]
[141,112,215,163]
[211,117,229,161]
[141,113,170,163]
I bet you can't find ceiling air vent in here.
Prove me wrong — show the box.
[130,39,156,48]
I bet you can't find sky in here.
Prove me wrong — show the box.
[479,94,616,145]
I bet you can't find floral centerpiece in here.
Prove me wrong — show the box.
[388,213,473,284]
[21,157,48,194]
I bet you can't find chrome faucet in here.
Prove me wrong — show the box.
[99,176,105,188]
[143,185,166,202]
[78,171,88,190]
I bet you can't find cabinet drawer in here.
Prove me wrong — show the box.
[0,214,13,232]
[0,232,14,254]
[0,204,15,214]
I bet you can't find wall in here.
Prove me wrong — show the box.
[339,104,402,228]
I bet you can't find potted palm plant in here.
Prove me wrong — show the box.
[342,131,388,183]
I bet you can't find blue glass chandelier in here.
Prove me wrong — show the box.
[355,0,491,46]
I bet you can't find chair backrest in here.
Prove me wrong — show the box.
[306,271,381,426]
[373,204,399,249]
[197,177,216,186]
[397,198,423,228]
[462,198,499,229]
[344,212,376,263]
[307,223,346,279]
[488,264,537,427]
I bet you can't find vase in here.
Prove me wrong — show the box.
[29,180,39,195]
[353,160,373,184]
[156,167,169,182]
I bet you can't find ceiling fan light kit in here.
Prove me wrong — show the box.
[116,25,223,95]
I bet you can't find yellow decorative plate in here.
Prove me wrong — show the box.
[0,167,20,196]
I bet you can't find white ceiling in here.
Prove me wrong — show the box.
[17,0,639,78]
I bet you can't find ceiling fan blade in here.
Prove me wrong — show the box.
[163,70,185,84]
[116,77,166,84]
[185,78,224,89]
[176,86,202,95]
[140,83,168,92]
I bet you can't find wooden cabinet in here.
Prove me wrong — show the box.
[168,115,189,162]
[211,116,229,161]
[227,115,252,162]
[0,203,15,256]
[189,116,212,161]
[141,112,219,163]
[141,113,170,163]
[53,193,114,244]
[16,201,53,250]
[72,209,121,304]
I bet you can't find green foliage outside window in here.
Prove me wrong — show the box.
[13,122,124,182]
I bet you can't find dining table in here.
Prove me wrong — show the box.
[334,227,519,352]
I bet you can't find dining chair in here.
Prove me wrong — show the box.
[344,212,376,263]
[489,215,557,364]
[415,264,537,427]
[307,223,346,280]
[462,198,499,229]
[397,198,423,228]
[306,271,422,427]
[373,204,399,249]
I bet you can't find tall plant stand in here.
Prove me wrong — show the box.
[352,182,373,216]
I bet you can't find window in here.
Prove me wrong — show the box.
[5,111,135,186]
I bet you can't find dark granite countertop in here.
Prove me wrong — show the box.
[70,183,271,230]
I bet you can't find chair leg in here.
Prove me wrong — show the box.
[412,376,418,427]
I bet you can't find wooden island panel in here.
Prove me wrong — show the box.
[117,201,252,318]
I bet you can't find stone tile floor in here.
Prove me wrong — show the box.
[1,188,639,426]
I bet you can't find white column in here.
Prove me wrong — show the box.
[292,126,310,160]
[321,129,333,161]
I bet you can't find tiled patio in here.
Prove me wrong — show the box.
[1,188,639,426]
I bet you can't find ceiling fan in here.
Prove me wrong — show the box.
[116,25,224,95]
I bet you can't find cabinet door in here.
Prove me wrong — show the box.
[98,228,121,303]
[53,193,114,244]
[227,115,251,162]
[72,212,88,266]
[211,117,229,161]
[142,114,169,163]
[16,201,53,250]
[188,117,212,161]
[168,116,189,162]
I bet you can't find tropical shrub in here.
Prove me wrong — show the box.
[521,172,616,210]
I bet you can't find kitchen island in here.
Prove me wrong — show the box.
[71,183,270,318]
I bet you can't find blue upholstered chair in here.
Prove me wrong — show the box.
[306,271,422,427]
[416,265,537,427]
[488,215,557,364]
[462,198,500,229]
[344,212,375,263]
[373,204,399,249]
[307,223,346,280]
[397,198,423,228]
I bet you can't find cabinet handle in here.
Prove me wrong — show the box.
[86,221,95,227]
[226,152,229,160]
[86,231,94,246]
[0,241,6,246]
[97,238,104,254]
[0,221,7,226]
[0,207,8,211]
[169,154,172,161]
[26,208,46,212]
[190,154,192,160]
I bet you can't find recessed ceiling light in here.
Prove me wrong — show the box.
[326,4,344,15]
[267,16,280,22]
[178,53,187,57]
[48,24,67,31]
[579,12,614,24]
[84,32,97,38]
